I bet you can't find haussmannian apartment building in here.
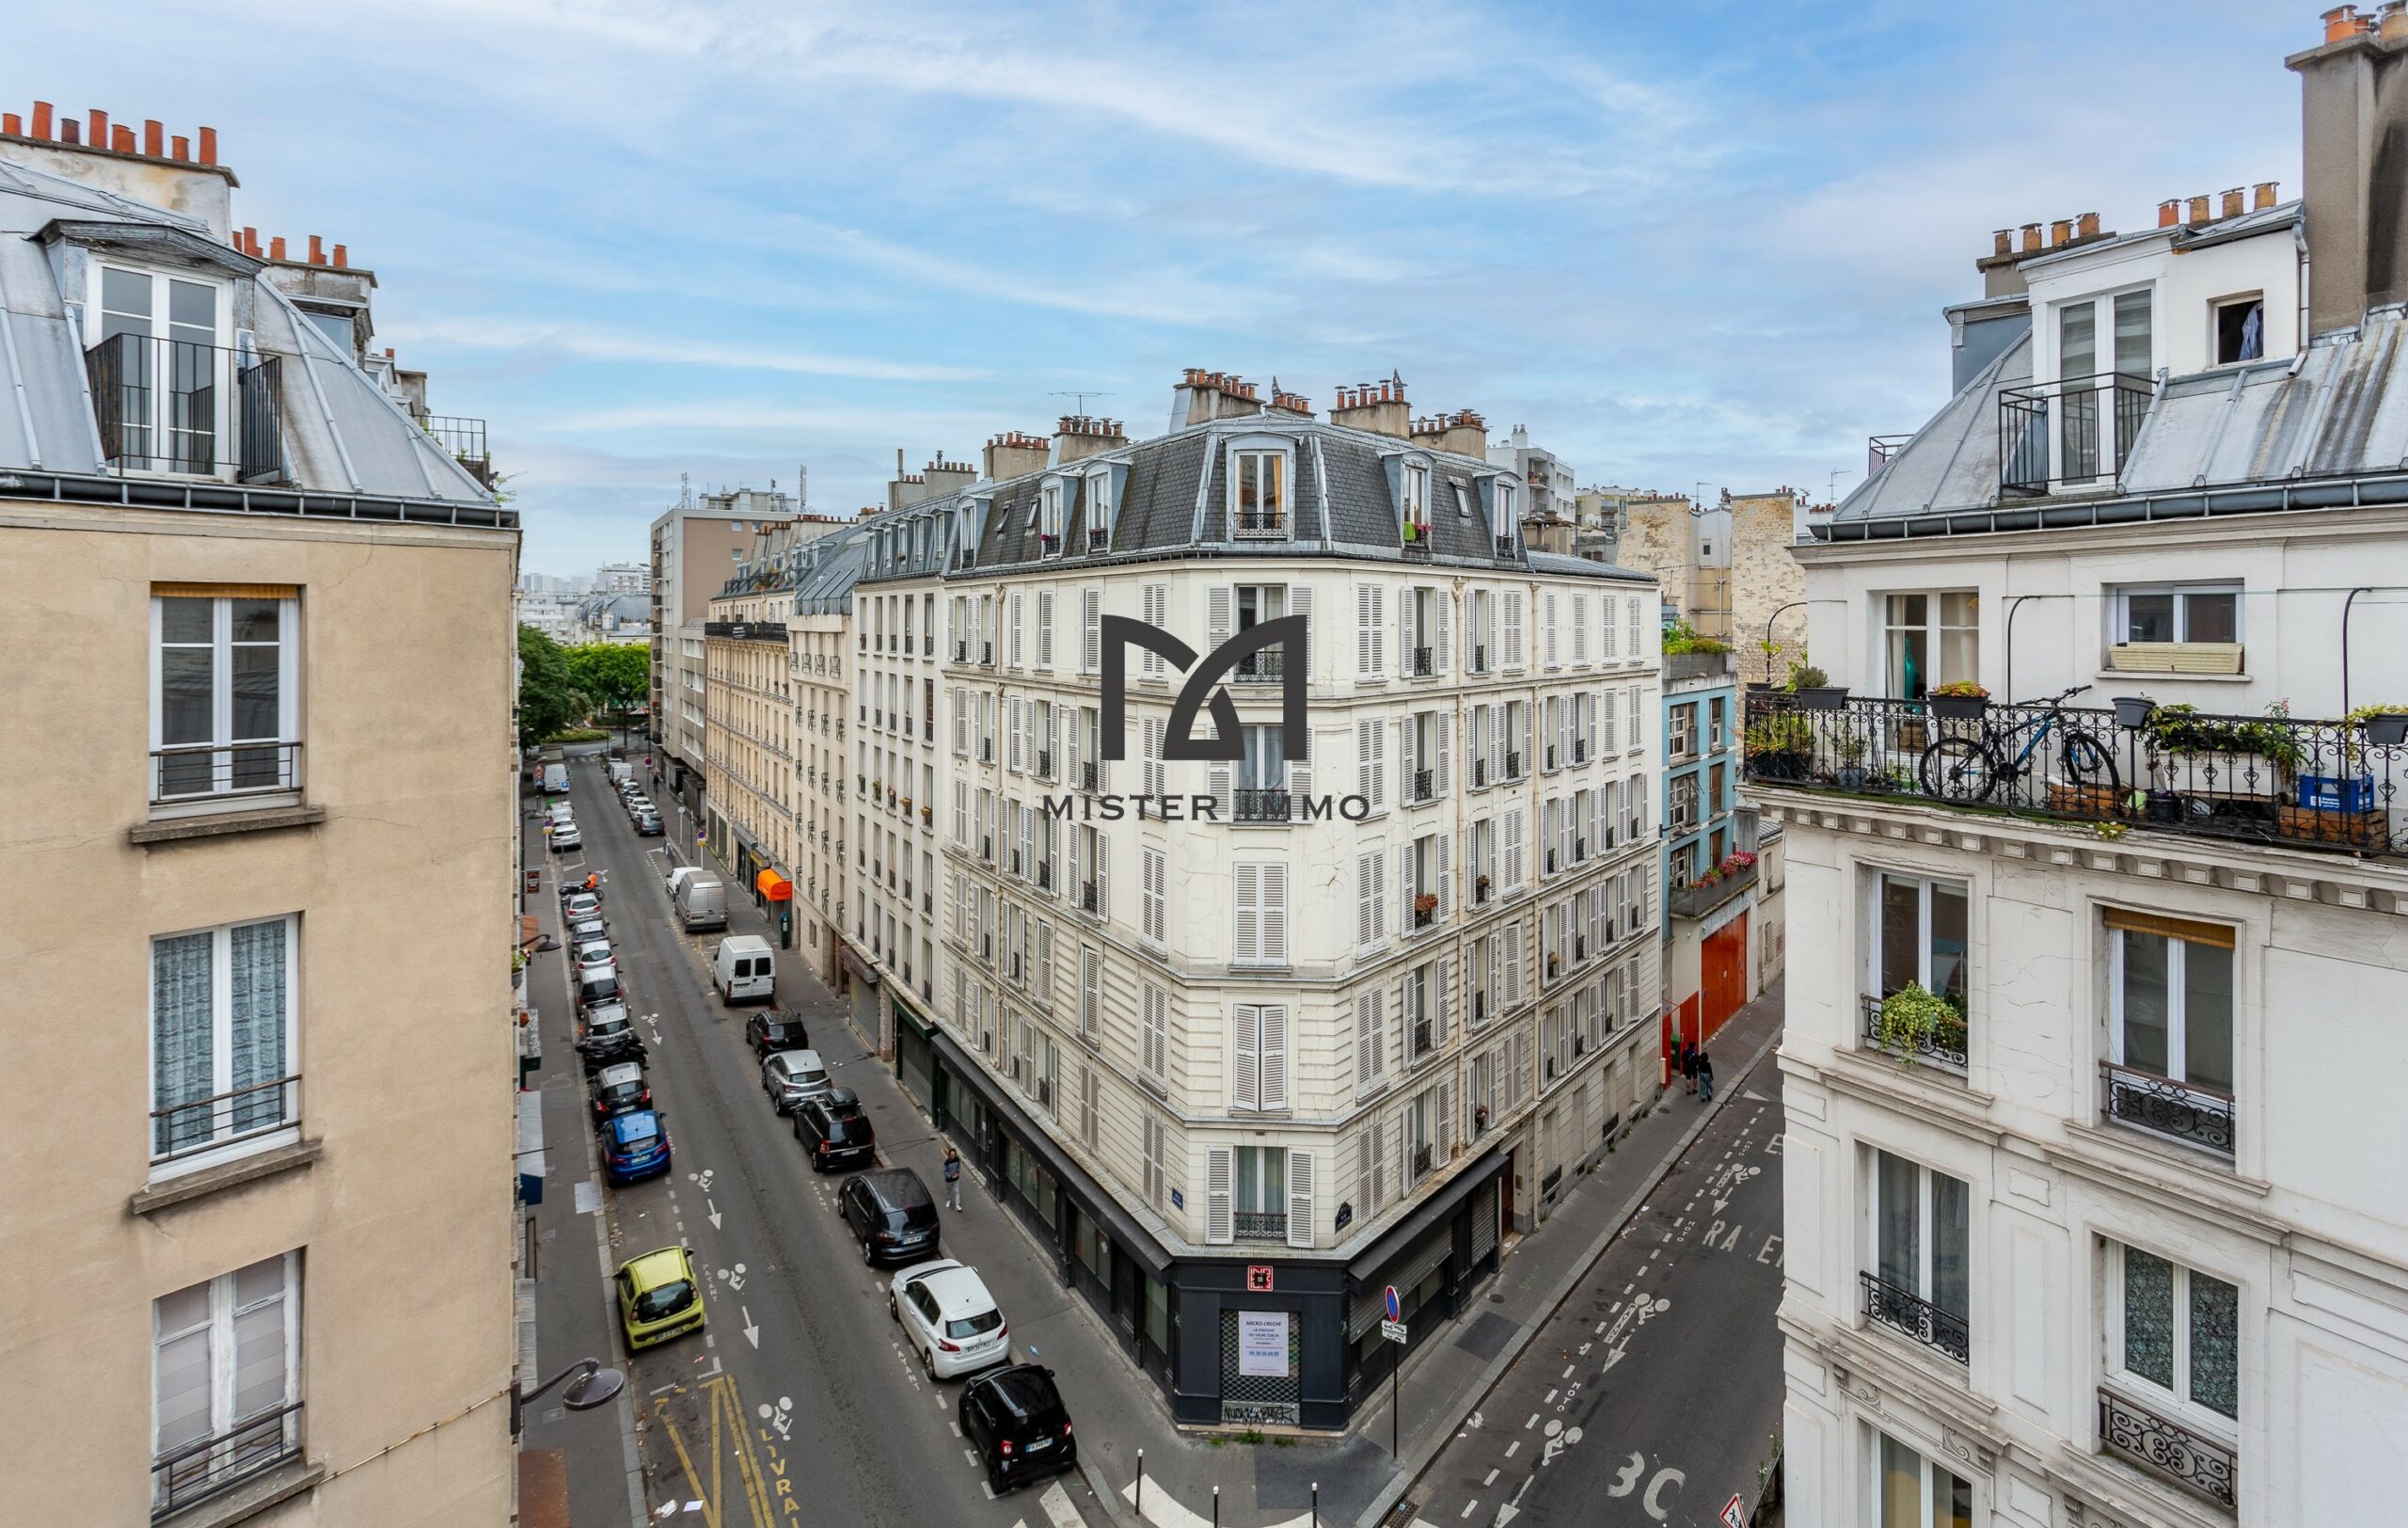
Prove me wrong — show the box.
[838,374,1665,1427]
[0,106,519,1523]
[1761,18,2408,1528]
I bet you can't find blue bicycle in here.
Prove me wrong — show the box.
[1917,684,2120,803]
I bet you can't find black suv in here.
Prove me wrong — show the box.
[958,1364,1074,1493]
[576,1006,644,1071]
[835,1168,939,1265]
[745,1011,808,1057]
[792,1088,875,1171]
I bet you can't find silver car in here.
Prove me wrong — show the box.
[761,1049,831,1114]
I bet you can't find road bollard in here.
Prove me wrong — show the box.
[1135,1449,1144,1518]
[1311,1482,1320,1527]
[1212,1486,1220,1527]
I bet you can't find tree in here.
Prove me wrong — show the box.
[517,625,584,748]
[566,643,651,746]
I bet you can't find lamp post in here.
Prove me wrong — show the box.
[1762,601,1808,685]
[510,1357,626,1437]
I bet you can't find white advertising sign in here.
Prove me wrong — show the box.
[1237,1311,1290,1377]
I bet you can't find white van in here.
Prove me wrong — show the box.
[714,935,775,1004]
[608,760,635,787]
[675,875,727,932]
[665,865,703,899]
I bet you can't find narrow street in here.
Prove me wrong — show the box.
[516,752,1114,1528]
[1402,1067,1786,1528]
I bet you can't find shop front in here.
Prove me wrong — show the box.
[891,994,936,1114]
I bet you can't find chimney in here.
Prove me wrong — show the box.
[171,135,189,161]
[1329,372,1412,438]
[2221,187,2246,219]
[2078,211,2101,238]
[88,109,106,148]
[1410,407,1488,458]
[2188,194,2211,224]
[143,119,163,157]
[2254,180,2280,209]
[1992,229,2012,255]
[58,119,78,146]
[331,243,348,269]
[198,126,216,165]
[982,430,1052,482]
[269,235,287,262]
[2050,217,2072,247]
[2384,0,2408,41]
[1169,367,1266,429]
[2159,199,2183,228]
[30,102,52,139]
[1,114,18,137]
[1053,414,1128,467]
[2289,12,2408,333]
[111,125,135,154]
[308,234,325,266]
[2020,222,2042,251]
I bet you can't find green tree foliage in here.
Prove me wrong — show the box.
[566,643,650,717]
[517,625,584,747]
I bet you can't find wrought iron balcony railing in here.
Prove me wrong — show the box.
[1860,1270,1969,1362]
[1504,750,1523,779]
[1080,882,1099,914]
[1471,758,1487,788]
[1743,692,2408,861]
[2000,369,2154,496]
[1235,649,1285,681]
[1233,509,1287,540]
[1411,646,1434,677]
[1410,769,1434,803]
[1860,993,1969,1071]
[87,332,289,483]
[2098,1387,2236,1508]
[151,1074,300,1162]
[151,1399,304,1520]
[2100,1061,2235,1156]
[1233,1210,1288,1240]
[1233,788,1290,823]
[152,740,303,805]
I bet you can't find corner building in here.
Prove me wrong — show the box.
[850,375,1663,1426]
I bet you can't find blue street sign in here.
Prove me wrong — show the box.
[1384,1284,1401,1322]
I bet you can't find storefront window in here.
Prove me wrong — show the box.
[1145,1276,1170,1354]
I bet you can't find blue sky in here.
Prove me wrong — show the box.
[16,1,2307,577]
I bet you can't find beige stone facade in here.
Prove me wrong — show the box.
[791,608,852,988]
[703,587,799,898]
[1727,490,1809,681]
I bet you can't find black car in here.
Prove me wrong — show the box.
[745,1011,808,1057]
[835,1168,939,1265]
[792,1089,875,1171]
[576,1006,645,1070]
[589,1060,653,1120]
[958,1365,1075,1493]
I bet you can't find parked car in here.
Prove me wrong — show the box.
[664,865,703,899]
[888,1260,1009,1380]
[590,1060,652,1120]
[577,1005,643,1070]
[714,935,775,1003]
[577,972,626,1016]
[573,939,615,976]
[615,1246,705,1350]
[551,823,584,852]
[675,875,727,932]
[568,915,609,945]
[635,810,664,836]
[540,762,571,794]
[835,1168,940,1266]
[602,1108,672,1184]
[792,1089,876,1171]
[626,794,654,817]
[744,1011,808,1057]
[562,891,603,923]
[761,1049,830,1114]
[958,1365,1074,1492]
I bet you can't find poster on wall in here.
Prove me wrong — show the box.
[1237,1311,1290,1377]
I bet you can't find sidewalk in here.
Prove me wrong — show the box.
[689,838,1784,1528]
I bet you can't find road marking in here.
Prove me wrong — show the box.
[1483,1469,1498,1486]
[1460,1502,1478,1520]
[708,1198,723,1230]
[1038,1481,1085,1528]
[1524,1413,1539,1430]
[657,1372,775,1528]
[1560,1363,1575,1378]
[741,1306,759,1348]
[1504,1440,1520,1458]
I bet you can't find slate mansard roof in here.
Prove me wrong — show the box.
[0,155,503,523]
[851,415,1653,586]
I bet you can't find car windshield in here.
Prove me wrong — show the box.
[616,1118,658,1146]
[797,1067,828,1087]
[633,1279,694,1321]
[587,1016,629,1039]
[984,1370,1062,1422]
[884,1198,937,1232]
[945,1310,1004,1339]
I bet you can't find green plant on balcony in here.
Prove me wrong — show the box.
[1745,710,1815,779]
[2145,701,2306,772]
[1662,620,1730,657]
[1784,661,1828,692]
[1875,982,1967,1066]
[1928,680,1988,699]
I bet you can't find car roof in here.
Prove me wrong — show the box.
[585,1003,629,1025]
[609,1110,661,1140]
[722,934,771,952]
[770,1048,824,1070]
[623,1246,689,1287]
[973,1364,1061,1416]
[851,1168,930,1205]
[597,1062,644,1087]
[918,1265,997,1317]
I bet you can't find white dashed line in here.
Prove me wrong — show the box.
[1505,1440,1521,1458]
[1483,1469,1499,1486]
[1524,1413,1539,1430]
[1460,1502,1479,1520]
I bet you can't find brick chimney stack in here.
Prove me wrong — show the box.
[1330,374,1412,438]
[0,100,235,241]
[1052,415,1128,467]
[1410,407,1489,458]
[983,430,1053,483]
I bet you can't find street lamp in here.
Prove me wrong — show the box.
[511,1357,626,1436]
[1762,600,1808,685]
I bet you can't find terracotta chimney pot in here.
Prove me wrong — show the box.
[143,119,163,157]
[269,235,287,262]
[2322,5,2360,41]
[198,126,217,165]
[332,244,347,269]
[1992,229,2012,255]
[2158,199,2180,228]
[2077,212,2100,238]
[30,102,52,138]
[171,134,189,161]
[1,114,19,138]
[308,234,325,265]
[89,109,107,147]
[111,124,135,153]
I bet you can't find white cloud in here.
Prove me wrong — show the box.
[385,317,987,382]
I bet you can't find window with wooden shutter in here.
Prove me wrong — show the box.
[1436,953,1454,1045]
[1602,595,1619,659]
[1504,920,1524,1007]
[1436,832,1452,917]
[1037,590,1054,670]
[1095,830,1110,918]
[952,689,969,756]
[1232,1006,1260,1110]
[1626,595,1641,657]
[1141,847,1165,945]
[1504,806,1526,890]
[1079,946,1101,1039]
[1357,849,1386,950]
[1207,585,1233,666]
[1513,1027,1532,1104]
[1142,583,1168,676]
[1503,590,1525,671]
[1007,698,1024,772]
[1233,863,1260,963]
[1626,685,1643,753]
[1259,1004,1288,1109]
[1081,588,1101,674]
[1144,1116,1165,1207]
[1434,712,1451,797]
[1286,741,1312,824]
[1037,922,1054,1003]
[1143,716,1164,799]
[1357,584,1385,677]
[1355,989,1384,1086]
[1571,594,1588,662]
[1143,981,1166,1077]
[1010,593,1024,667]
[1286,1150,1315,1249]
[1205,1146,1234,1243]
[953,781,969,847]
[1080,1065,1100,1148]
[1356,719,1385,810]
[1261,864,1289,964]
[1544,593,1560,666]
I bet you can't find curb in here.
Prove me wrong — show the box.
[1354,1021,1784,1528]
[1081,1460,1143,1528]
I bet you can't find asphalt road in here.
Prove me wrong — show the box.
[1405,1078,1787,1528]
[521,755,1107,1528]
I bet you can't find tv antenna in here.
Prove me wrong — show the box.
[1049,390,1115,416]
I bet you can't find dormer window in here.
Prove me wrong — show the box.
[1232,449,1288,539]
[1040,482,1065,555]
[1402,461,1431,529]
[1491,481,1519,556]
[91,264,235,476]
[1086,471,1115,550]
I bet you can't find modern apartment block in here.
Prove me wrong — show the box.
[0,107,517,1524]
[840,375,1664,1428]
[1760,18,2408,1527]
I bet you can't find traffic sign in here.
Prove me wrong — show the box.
[1381,1319,1408,1344]
[1384,1284,1401,1321]
[1719,1492,1747,1528]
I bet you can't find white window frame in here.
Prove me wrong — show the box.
[1867,1429,1971,1528]
[2102,1239,2242,1428]
[148,915,300,1178]
[94,262,234,475]
[1228,443,1291,539]
[2112,582,2243,645]
[151,1250,301,1510]
[150,593,300,811]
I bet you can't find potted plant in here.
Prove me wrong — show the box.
[2111,694,2155,730]
[1414,892,1440,915]
[1874,982,1967,1066]
[2145,701,2305,801]
[2365,710,2408,747]
[1745,709,1816,781]
[1476,873,1493,896]
[1787,661,1847,711]
[1927,679,1990,722]
[1834,734,1870,790]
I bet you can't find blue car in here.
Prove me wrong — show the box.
[604,1109,672,1185]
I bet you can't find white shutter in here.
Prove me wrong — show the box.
[1143,716,1164,800]
[1143,981,1166,1076]
[1505,805,1526,890]
[1356,720,1385,810]
[953,780,969,846]
[1207,585,1233,663]
[1082,589,1101,674]
[1288,583,1313,684]
[1485,939,1501,1021]
[1233,863,1261,963]
[1433,587,1450,674]
[1142,584,1167,676]
[1260,1004,1289,1109]
[1434,711,1451,798]
[1504,590,1525,671]
[1438,832,1452,918]
[1356,850,1383,949]
[1079,946,1101,1038]
[1602,595,1619,660]
[1069,828,1084,902]
[1067,711,1082,792]
[1010,593,1024,667]
[1142,846,1164,944]
[1602,690,1618,755]
[952,688,968,755]
[1627,685,1643,753]
[1095,830,1110,918]
[1038,590,1054,670]
[1205,1146,1234,1244]
[1571,594,1587,663]
[1514,1026,1532,1103]
[1587,695,1600,761]
[1357,584,1385,677]
[1626,595,1641,656]
[1008,698,1024,772]
[1038,921,1054,999]
[1436,953,1454,1043]
[1401,590,1418,676]
[1044,706,1059,782]
[1436,1078,1454,1157]
[1399,847,1414,940]
[1401,716,1418,802]
[1210,755,1232,823]
[1285,1148,1314,1249]
[1233,1005,1261,1109]
[1504,921,1524,1006]
[1543,594,1559,666]
[1261,863,1289,965]
[1286,744,1311,824]
[1354,990,1381,1084]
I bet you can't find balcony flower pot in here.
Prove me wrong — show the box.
[2144,788,2182,823]
[1927,681,1988,722]
[2366,712,2408,747]
[1413,893,1439,915]
[1744,711,1815,781]
[1794,686,1848,711]
[2111,695,2155,730]
[1874,982,1966,1067]
[2143,702,2304,801]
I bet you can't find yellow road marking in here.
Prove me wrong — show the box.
[657,1372,778,1528]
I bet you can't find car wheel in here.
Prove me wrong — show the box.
[921,1344,938,1382]
[886,1295,898,1323]
[862,1235,877,1265]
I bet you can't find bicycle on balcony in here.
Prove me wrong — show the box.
[1918,683,2118,803]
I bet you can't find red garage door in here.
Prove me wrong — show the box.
[1700,913,1749,1044]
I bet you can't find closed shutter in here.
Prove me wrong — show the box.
[1082,589,1101,674]
[1587,695,1600,760]
[1259,1004,1288,1109]
[1205,1146,1234,1244]
[1145,1117,1165,1207]
[1210,753,1233,823]
[1289,583,1313,684]
[1038,590,1054,670]
[1286,745,1312,824]
[1400,716,1418,799]
[1285,1149,1315,1249]
[1504,922,1524,1007]
[1602,690,1617,755]
[1437,832,1452,918]
[1355,989,1382,1084]
[1094,831,1110,918]
[1401,589,1418,676]
[1571,595,1587,662]
[1436,1078,1454,1157]
[1398,850,1413,941]
[1043,707,1059,782]
[1234,864,1261,963]
[1626,685,1643,753]
[952,967,965,1031]
[1080,947,1101,1039]
[1485,938,1501,1021]
[1143,717,1164,799]
[953,689,969,755]
[1261,864,1289,964]
[1504,806,1526,890]
[1143,982,1167,1077]
[1010,593,1024,667]
[1514,1027,1532,1104]
[1433,587,1450,674]
[1356,850,1385,948]
[1207,585,1233,665]
[1434,711,1451,797]
[1008,698,1024,772]
[953,781,968,846]
[1066,712,1082,792]
[1436,953,1454,1044]
[1142,584,1168,676]
[1081,1066,1100,1148]
[1602,595,1618,659]
[1357,584,1385,677]
[1142,847,1165,944]
[1232,1005,1261,1109]
[1544,593,1559,666]
[1038,922,1054,1000]
[1626,596,1640,656]
[1356,720,1385,809]
[1503,591,1525,671]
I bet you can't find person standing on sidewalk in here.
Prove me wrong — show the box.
[1696,1049,1715,1103]
[1680,1039,1699,1094]
[943,1146,963,1210]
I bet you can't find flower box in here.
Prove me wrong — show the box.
[1929,693,1988,721]
[1794,686,1849,711]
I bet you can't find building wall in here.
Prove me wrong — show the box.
[649,510,756,777]
[854,576,945,1055]
[704,592,798,898]
[0,501,518,1526]
[792,611,851,990]
[1727,491,1809,678]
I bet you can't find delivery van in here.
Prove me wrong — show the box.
[675,875,727,932]
[714,935,776,1004]
[541,763,570,794]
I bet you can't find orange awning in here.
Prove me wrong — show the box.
[757,869,794,901]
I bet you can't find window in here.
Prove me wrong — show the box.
[1881,593,1977,702]
[1670,703,1696,758]
[1872,872,1969,1040]
[2105,912,2235,1154]
[1232,862,1289,965]
[1873,1433,1972,1528]
[1231,1145,1288,1238]
[1402,461,1430,529]
[1040,482,1065,550]
[1231,1003,1289,1110]
[1233,450,1287,537]
[1867,1150,1970,1362]
[153,1252,300,1514]
[2213,293,2265,366]
[1140,846,1166,945]
[2115,583,2240,645]
[151,917,297,1170]
[153,591,297,804]
[95,265,229,474]
[2108,1242,2239,1422]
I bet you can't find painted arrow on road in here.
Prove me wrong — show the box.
[707,1199,722,1230]
[741,1306,759,1348]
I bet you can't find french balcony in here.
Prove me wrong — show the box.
[1471,758,1488,788]
[981,643,994,666]
[1860,993,1968,1072]
[1411,646,1434,677]
[151,740,303,807]
[1505,750,1523,779]
[1087,526,1110,550]
[1494,533,1515,557]
[1411,1143,1435,1181]
[980,740,994,764]
[1233,509,1287,540]
[980,835,993,862]
[1860,1270,1969,1363]
[1233,788,1290,823]
[1571,740,1588,764]
[1411,902,1436,931]
[1082,760,1101,794]
[2098,1387,2236,1509]
[1232,1210,1288,1241]
[1411,1018,1434,1058]
[151,1398,306,1520]
[1037,862,1052,890]
[87,332,290,484]
[2100,1061,2236,1157]
[954,642,970,662]
[2000,370,2154,496]
[150,1074,301,1164]
[1080,882,1099,914]
[1036,750,1053,777]
[1471,645,1488,673]
[1410,769,1434,804]
[1235,649,1285,682]
[1741,692,2407,861]
[1471,991,1488,1025]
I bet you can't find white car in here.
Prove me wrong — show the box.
[569,915,609,944]
[552,824,584,852]
[562,892,603,923]
[887,1261,1009,1380]
[573,939,615,975]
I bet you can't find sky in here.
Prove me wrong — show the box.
[14,1,2309,579]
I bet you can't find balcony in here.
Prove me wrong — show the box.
[1233,509,1286,540]
[2000,370,2153,496]
[86,332,289,484]
[1859,994,1968,1072]
[1505,750,1523,780]
[1037,862,1052,890]
[1571,740,1588,764]
[1867,433,1912,475]
[1036,750,1053,777]
[952,547,976,571]
[151,1074,300,1164]
[1665,650,1734,683]
[2100,1061,2236,1157]
[1411,646,1434,677]
[1233,1210,1288,1241]
[1472,645,1488,673]
[1409,769,1434,804]
[1087,526,1110,550]
[1233,788,1290,824]
[1082,760,1101,793]
[151,740,303,807]
[414,413,493,486]
[2098,1388,2236,1509]
[1412,1143,1434,1181]
[1494,533,1515,557]
[1668,858,1758,919]
[1081,882,1099,914]
[1235,649,1285,682]
[1411,901,1435,931]
[151,1398,306,1520]
[1471,758,1487,788]
[1860,1270,1969,1363]
[1740,692,2407,861]
[1411,1018,1434,1058]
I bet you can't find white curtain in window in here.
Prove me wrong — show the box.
[153,932,214,1154]
[230,920,287,1133]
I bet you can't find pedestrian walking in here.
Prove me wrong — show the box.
[1696,1049,1716,1103]
[943,1146,964,1210]
[1680,1039,1699,1094]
